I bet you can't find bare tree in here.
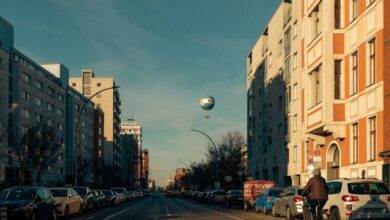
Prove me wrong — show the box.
[13,123,61,185]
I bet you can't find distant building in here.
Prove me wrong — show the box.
[240,144,248,178]
[119,131,138,189]
[120,119,143,189]
[141,149,149,189]
[93,107,105,187]
[70,70,122,186]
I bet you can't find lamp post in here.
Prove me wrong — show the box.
[74,86,120,186]
[191,129,219,189]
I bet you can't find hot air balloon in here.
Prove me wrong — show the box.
[199,96,215,118]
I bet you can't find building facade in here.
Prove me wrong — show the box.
[70,70,122,185]
[93,107,105,187]
[119,133,138,189]
[141,149,149,189]
[120,119,142,189]
[248,0,390,187]
[0,17,13,185]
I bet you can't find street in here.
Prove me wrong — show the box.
[72,196,281,220]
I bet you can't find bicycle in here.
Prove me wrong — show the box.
[303,197,323,220]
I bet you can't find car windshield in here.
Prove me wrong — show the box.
[0,188,35,201]
[348,182,390,195]
[230,190,242,195]
[297,189,303,195]
[50,189,67,197]
[112,188,124,193]
[102,191,112,196]
[73,187,87,196]
[269,190,282,196]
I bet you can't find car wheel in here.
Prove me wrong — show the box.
[79,204,84,216]
[330,207,341,220]
[272,205,279,217]
[286,206,292,220]
[262,205,267,215]
[50,208,57,220]
[244,202,249,211]
[64,206,69,220]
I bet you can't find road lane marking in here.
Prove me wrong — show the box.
[163,197,172,218]
[183,201,244,220]
[103,199,149,220]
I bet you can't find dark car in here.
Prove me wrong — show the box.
[102,190,115,206]
[91,190,103,209]
[208,190,226,204]
[0,186,57,220]
[222,190,243,208]
[73,186,95,213]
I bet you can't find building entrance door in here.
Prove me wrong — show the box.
[327,144,340,180]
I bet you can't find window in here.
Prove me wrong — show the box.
[22,90,31,101]
[98,127,102,135]
[278,123,283,138]
[285,86,291,113]
[284,56,291,83]
[97,82,101,87]
[35,80,43,90]
[82,134,86,140]
[335,60,342,99]
[47,103,53,112]
[82,121,86,127]
[97,93,102,98]
[35,114,42,123]
[310,66,322,107]
[34,97,42,106]
[293,52,298,70]
[368,116,376,161]
[293,114,298,131]
[334,0,341,29]
[72,83,76,87]
[352,123,358,164]
[56,108,63,117]
[22,72,31,83]
[293,83,298,100]
[74,104,80,111]
[21,125,28,135]
[278,40,283,56]
[58,167,63,175]
[352,52,358,95]
[293,145,297,162]
[285,116,291,143]
[309,2,322,41]
[278,96,282,111]
[368,38,376,86]
[284,27,291,56]
[21,108,30,118]
[327,182,342,194]
[58,123,63,131]
[98,139,102,147]
[47,119,53,127]
[98,116,102,123]
[47,87,54,96]
[58,93,63,102]
[352,0,358,21]
[293,21,298,39]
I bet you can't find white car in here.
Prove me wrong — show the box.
[323,178,390,220]
[111,188,126,203]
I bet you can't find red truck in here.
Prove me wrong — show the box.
[243,180,274,210]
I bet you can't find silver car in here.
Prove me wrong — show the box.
[272,186,303,220]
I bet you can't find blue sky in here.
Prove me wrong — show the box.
[0,0,280,186]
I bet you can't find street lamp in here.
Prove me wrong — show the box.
[191,129,219,189]
[74,86,120,186]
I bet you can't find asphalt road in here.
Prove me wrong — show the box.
[71,196,283,220]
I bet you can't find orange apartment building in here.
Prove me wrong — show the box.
[247,0,390,187]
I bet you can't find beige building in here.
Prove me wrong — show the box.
[248,0,389,187]
[70,70,122,182]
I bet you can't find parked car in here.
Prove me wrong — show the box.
[323,178,390,220]
[208,190,226,204]
[0,186,57,220]
[111,188,126,203]
[243,180,275,211]
[272,186,303,219]
[101,190,115,206]
[73,186,95,213]
[92,190,104,209]
[222,190,243,208]
[50,187,83,219]
[112,192,121,206]
[143,190,151,197]
[255,187,283,215]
